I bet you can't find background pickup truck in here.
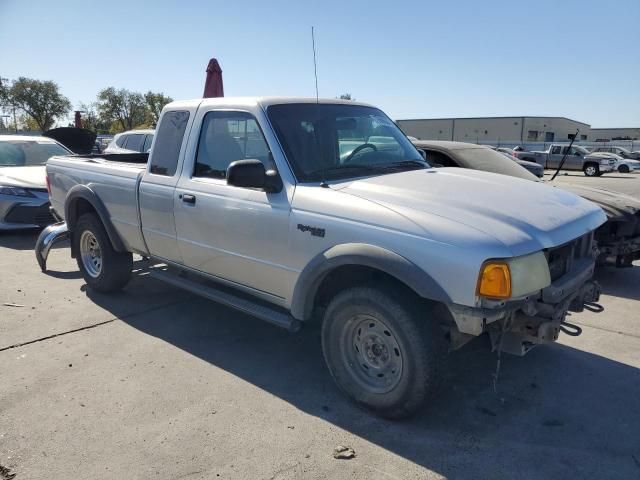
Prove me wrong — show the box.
[38,97,605,418]
[516,144,616,176]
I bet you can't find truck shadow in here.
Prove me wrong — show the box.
[84,273,640,479]
[595,264,640,301]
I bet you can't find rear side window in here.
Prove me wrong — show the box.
[124,134,145,152]
[149,111,190,176]
[143,134,154,152]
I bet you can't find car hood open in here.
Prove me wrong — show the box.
[0,166,47,189]
[334,168,606,256]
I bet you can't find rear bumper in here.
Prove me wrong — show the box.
[35,221,69,272]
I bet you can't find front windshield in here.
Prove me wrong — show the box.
[455,147,540,182]
[267,103,427,182]
[0,140,70,167]
[574,146,590,155]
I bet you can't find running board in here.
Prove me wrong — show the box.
[148,268,301,332]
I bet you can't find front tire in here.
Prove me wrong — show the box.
[583,163,599,177]
[321,286,446,419]
[73,213,132,292]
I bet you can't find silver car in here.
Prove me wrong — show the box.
[0,135,71,230]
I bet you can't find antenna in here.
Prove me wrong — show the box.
[311,26,319,103]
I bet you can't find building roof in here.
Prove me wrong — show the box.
[397,116,591,126]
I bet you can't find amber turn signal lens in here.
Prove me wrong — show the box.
[478,262,511,299]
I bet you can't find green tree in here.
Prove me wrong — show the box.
[96,87,146,132]
[0,77,71,132]
[78,102,112,133]
[144,91,173,126]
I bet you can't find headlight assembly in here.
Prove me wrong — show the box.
[0,185,35,197]
[477,251,551,300]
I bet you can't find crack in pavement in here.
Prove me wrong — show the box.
[572,320,640,340]
[0,299,189,352]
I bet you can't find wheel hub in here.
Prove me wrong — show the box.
[341,315,404,394]
[80,231,102,278]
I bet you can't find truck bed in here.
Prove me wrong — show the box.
[47,154,149,254]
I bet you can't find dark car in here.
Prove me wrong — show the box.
[412,140,640,268]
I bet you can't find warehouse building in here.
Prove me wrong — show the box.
[396,116,591,143]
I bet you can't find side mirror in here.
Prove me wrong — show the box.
[226,159,282,193]
[417,148,427,161]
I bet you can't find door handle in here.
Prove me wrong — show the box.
[181,194,196,205]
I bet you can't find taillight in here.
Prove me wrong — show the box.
[46,175,51,196]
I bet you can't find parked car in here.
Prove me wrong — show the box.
[487,146,544,177]
[412,140,640,268]
[515,144,616,176]
[590,145,640,160]
[104,129,154,153]
[0,135,71,230]
[38,97,604,418]
[610,155,640,173]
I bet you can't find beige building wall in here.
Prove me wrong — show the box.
[589,128,640,141]
[523,118,589,142]
[396,119,454,140]
[450,117,522,142]
[397,116,593,143]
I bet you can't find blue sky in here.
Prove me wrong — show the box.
[1,0,638,127]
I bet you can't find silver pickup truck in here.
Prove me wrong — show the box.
[516,144,616,176]
[37,97,605,418]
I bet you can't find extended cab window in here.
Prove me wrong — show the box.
[194,111,270,179]
[149,111,190,176]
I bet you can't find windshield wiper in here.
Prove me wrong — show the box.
[306,164,383,181]
[379,160,429,170]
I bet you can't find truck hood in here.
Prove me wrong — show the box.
[0,166,47,189]
[557,184,640,220]
[333,168,606,256]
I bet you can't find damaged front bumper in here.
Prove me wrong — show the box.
[447,236,602,356]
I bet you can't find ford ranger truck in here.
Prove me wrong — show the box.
[36,97,606,418]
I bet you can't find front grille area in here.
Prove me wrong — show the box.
[545,233,592,281]
[4,203,55,226]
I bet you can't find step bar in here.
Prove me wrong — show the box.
[149,268,301,332]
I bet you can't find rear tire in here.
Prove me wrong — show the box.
[321,286,446,419]
[73,213,132,293]
[618,164,630,173]
[583,163,599,177]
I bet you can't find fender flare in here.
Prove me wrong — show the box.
[290,243,451,320]
[64,185,127,252]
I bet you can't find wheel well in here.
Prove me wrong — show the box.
[312,265,426,317]
[68,198,97,227]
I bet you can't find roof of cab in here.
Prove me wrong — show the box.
[164,96,375,110]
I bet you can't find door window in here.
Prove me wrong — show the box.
[124,134,145,152]
[551,146,562,154]
[194,111,271,179]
